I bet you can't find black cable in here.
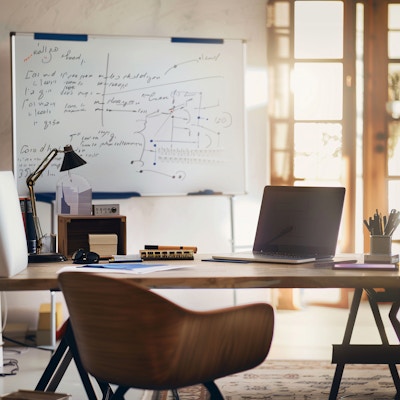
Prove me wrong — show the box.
[0,358,19,377]
[2,334,53,351]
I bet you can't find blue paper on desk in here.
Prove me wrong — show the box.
[78,263,192,274]
[84,263,164,270]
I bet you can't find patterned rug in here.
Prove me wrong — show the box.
[142,359,399,399]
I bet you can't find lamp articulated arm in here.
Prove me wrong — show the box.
[25,144,86,259]
[26,148,59,252]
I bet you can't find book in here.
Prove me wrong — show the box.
[25,198,37,254]
[1,390,69,399]
[19,197,28,234]
[333,263,398,271]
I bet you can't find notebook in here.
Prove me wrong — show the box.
[212,185,345,264]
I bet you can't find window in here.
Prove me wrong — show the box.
[268,0,357,252]
[268,0,400,254]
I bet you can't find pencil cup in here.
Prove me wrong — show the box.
[370,235,392,255]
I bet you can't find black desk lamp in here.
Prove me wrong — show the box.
[26,145,87,263]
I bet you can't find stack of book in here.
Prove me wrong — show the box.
[19,197,36,254]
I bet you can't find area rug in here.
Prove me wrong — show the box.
[142,359,399,399]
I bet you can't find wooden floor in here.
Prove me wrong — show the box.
[0,295,397,399]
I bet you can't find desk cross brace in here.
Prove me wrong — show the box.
[329,288,400,399]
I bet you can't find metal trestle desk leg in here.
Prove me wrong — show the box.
[329,288,400,399]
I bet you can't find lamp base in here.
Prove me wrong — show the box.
[28,252,67,263]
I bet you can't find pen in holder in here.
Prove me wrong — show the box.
[364,209,400,264]
[370,235,392,255]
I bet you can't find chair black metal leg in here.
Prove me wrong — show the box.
[172,389,180,400]
[204,381,224,400]
[35,326,72,391]
[36,319,103,400]
[66,321,101,400]
[99,383,114,400]
[98,381,114,400]
[110,386,129,399]
[43,350,74,392]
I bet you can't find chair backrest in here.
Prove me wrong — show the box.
[58,271,274,391]
[0,171,28,277]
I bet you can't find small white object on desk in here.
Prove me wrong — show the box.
[109,254,142,262]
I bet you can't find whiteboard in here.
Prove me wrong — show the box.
[11,33,246,196]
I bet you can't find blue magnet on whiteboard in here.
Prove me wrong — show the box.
[34,33,88,41]
[171,37,223,44]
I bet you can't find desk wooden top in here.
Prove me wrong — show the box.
[1,255,400,291]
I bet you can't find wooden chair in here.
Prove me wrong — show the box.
[58,272,274,400]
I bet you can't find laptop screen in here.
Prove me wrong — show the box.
[253,186,345,258]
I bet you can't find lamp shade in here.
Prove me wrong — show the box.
[60,145,87,172]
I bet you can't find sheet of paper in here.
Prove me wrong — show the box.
[58,263,193,275]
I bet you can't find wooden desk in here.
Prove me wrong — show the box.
[2,256,400,399]
[3,255,400,291]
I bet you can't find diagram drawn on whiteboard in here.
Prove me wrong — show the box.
[12,34,246,195]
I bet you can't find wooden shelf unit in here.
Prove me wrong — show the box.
[58,215,126,258]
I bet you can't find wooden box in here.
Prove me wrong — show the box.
[88,233,118,258]
[58,215,126,258]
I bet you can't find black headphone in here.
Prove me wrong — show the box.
[72,248,100,264]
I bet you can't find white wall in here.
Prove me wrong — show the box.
[0,0,270,329]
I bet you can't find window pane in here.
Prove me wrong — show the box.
[388,121,400,176]
[388,64,400,102]
[389,32,400,59]
[388,4,400,29]
[294,123,342,182]
[294,63,343,120]
[295,1,343,59]
[388,181,400,245]
[389,5,400,58]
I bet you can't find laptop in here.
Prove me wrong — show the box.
[212,185,345,264]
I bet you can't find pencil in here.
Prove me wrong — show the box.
[144,245,198,253]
